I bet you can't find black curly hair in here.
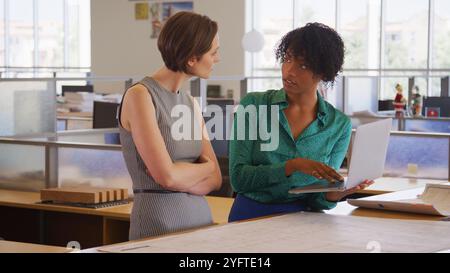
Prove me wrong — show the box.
[275,22,345,84]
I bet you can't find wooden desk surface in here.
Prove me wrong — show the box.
[0,189,233,224]
[0,240,73,253]
[358,177,448,195]
[83,185,450,253]
[57,111,92,118]
[87,206,450,253]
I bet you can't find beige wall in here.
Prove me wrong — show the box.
[91,0,245,96]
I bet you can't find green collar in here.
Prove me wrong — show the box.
[271,89,328,124]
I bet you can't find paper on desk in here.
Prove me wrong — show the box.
[98,212,450,253]
[420,183,450,216]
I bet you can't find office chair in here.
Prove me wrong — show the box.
[61,85,94,96]
[93,101,120,144]
[93,101,120,129]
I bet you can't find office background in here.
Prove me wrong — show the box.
[1,0,450,252]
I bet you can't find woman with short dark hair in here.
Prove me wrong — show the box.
[118,12,222,240]
[228,23,373,222]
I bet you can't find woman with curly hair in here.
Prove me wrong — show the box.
[228,23,374,222]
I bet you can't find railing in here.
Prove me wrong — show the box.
[349,115,450,133]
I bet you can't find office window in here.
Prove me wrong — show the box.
[432,0,450,69]
[381,77,408,101]
[294,0,335,28]
[253,0,292,75]
[430,77,441,96]
[250,0,292,91]
[38,0,64,67]
[413,77,428,97]
[383,0,428,69]
[9,0,34,67]
[67,0,90,67]
[248,0,450,102]
[340,0,381,69]
[1,0,90,74]
[0,0,4,65]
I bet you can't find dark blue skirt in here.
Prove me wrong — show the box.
[228,194,307,222]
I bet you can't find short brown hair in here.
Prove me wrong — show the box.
[157,11,218,74]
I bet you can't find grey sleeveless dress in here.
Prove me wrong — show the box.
[118,76,213,241]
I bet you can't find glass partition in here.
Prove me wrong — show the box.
[58,147,132,194]
[0,143,46,191]
[0,80,56,136]
[1,128,449,194]
[347,131,449,180]
[404,119,450,133]
[384,134,449,180]
[0,129,126,193]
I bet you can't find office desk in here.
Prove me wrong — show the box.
[0,240,73,253]
[357,177,447,196]
[57,113,93,130]
[1,178,445,251]
[84,186,450,253]
[86,210,450,253]
[57,111,92,118]
[0,189,233,249]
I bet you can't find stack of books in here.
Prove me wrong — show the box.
[59,92,99,113]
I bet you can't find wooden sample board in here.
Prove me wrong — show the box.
[98,212,450,253]
[40,187,128,204]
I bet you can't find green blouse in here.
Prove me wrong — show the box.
[229,89,352,210]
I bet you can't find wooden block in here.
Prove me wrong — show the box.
[101,189,122,201]
[93,188,116,202]
[107,188,129,201]
[98,190,106,203]
[72,187,109,202]
[41,187,100,204]
[120,189,129,200]
[103,189,113,202]
[70,187,105,203]
[40,187,130,204]
[112,189,121,201]
[105,189,116,201]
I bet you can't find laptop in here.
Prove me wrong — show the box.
[289,118,392,194]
